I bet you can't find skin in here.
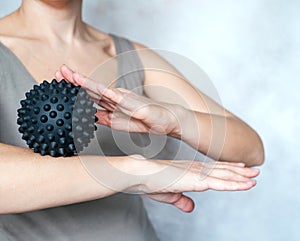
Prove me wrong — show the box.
[0,0,263,214]
[57,65,264,165]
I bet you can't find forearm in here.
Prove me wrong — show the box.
[0,143,133,214]
[170,106,264,166]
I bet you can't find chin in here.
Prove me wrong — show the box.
[38,0,81,8]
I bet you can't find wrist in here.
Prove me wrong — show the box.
[167,104,188,139]
[103,155,155,193]
[111,155,173,194]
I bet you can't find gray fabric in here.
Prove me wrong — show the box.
[110,34,144,95]
[0,35,160,241]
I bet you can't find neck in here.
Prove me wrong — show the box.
[16,0,85,43]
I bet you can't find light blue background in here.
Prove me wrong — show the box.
[1,1,299,241]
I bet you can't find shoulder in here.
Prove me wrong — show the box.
[0,16,13,47]
[131,41,181,78]
[0,13,20,45]
[0,14,11,33]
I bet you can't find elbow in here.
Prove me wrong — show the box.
[254,131,265,166]
[251,148,265,167]
[256,142,265,166]
[247,132,265,167]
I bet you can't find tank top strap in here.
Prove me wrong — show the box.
[109,34,145,95]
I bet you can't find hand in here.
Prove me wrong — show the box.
[56,65,181,135]
[125,155,259,213]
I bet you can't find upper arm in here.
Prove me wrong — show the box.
[133,42,235,118]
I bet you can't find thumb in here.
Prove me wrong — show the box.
[147,193,195,213]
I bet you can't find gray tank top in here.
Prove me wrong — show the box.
[0,34,159,241]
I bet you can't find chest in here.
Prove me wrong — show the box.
[5,39,117,86]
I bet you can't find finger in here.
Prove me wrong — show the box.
[96,94,119,107]
[183,162,257,182]
[90,91,119,111]
[97,86,124,104]
[172,194,195,213]
[55,70,64,81]
[88,91,102,102]
[97,87,154,119]
[72,72,88,86]
[207,168,253,182]
[203,162,260,178]
[98,100,116,112]
[101,89,152,117]
[99,94,120,105]
[218,166,260,178]
[60,64,76,84]
[148,193,195,213]
[73,73,114,107]
[217,161,246,167]
[73,72,106,98]
[201,176,256,191]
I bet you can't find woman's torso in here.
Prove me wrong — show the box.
[0,32,159,241]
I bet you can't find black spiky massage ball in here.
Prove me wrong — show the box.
[17,79,97,157]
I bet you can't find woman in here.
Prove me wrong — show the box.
[0,0,264,241]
